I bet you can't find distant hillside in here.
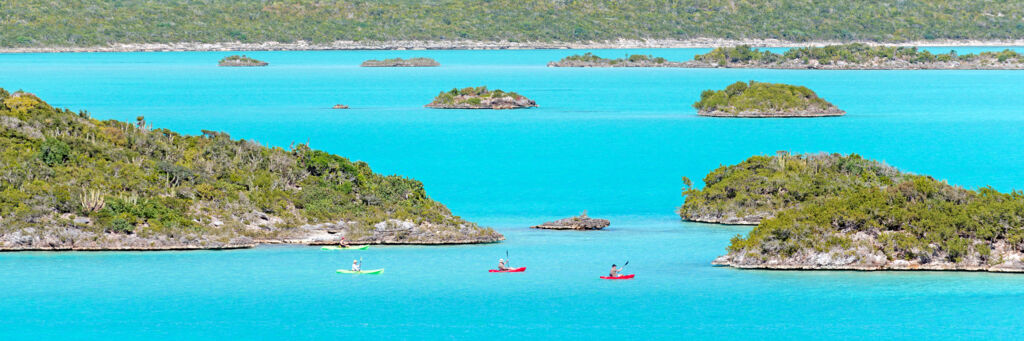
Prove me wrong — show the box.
[2,0,1023,47]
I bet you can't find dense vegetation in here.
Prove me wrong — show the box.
[3,0,1024,47]
[680,152,906,222]
[693,81,839,115]
[714,154,1024,264]
[695,44,1024,66]
[685,152,1024,265]
[555,52,667,65]
[0,88,495,243]
[428,86,527,107]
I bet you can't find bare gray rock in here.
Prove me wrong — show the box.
[713,234,1024,272]
[531,212,610,230]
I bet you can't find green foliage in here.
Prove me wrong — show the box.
[429,86,525,106]
[692,81,837,114]
[696,44,1024,65]
[3,1,1024,46]
[556,53,668,65]
[0,88,481,238]
[219,55,264,64]
[106,217,135,234]
[699,153,1024,264]
[681,152,906,221]
[37,138,70,166]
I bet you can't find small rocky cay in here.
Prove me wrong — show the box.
[218,55,268,67]
[531,212,610,230]
[361,57,439,67]
[548,52,685,67]
[694,81,844,118]
[426,86,537,109]
[332,104,349,109]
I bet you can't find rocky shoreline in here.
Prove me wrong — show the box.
[682,59,1024,70]
[426,87,537,109]
[681,213,762,225]
[425,97,537,109]
[548,57,1024,70]
[218,55,268,67]
[712,233,1024,273]
[4,38,1024,53]
[548,58,686,67]
[531,213,610,230]
[698,106,846,118]
[0,218,503,251]
[361,57,439,67]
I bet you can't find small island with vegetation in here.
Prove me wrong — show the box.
[361,57,440,67]
[682,152,1024,272]
[547,52,683,67]
[531,212,610,230]
[218,55,268,67]
[694,81,844,118]
[0,88,502,251]
[425,86,537,109]
[691,44,1024,70]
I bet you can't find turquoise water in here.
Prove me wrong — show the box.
[1,48,1023,339]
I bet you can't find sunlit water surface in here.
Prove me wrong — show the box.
[1,47,1023,339]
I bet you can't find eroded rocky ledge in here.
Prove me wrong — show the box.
[218,55,268,67]
[425,86,537,109]
[712,233,1024,273]
[698,106,846,118]
[531,213,610,230]
[0,218,503,251]
[361,57,439,67]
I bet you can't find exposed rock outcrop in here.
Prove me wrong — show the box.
[426,86,537,109]
[531,213,610,230]
[693,81,845,118]
[261,219,504,245]
[332,104,349,109]
[0,226,256,251]
[361,57,439,67]
[218,55,268,67]
[713,233,1024,272]
[697,106,846,118]
[548,54,687,67]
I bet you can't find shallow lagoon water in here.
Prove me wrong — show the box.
[1,48,1023,339]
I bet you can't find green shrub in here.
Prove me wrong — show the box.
[38,138,70,166]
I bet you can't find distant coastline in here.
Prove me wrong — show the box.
[3,38,1024,53]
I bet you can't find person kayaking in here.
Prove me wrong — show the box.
[351,259,361,272]
[498,258,510,271]
[338,236,349,248]
[609,264,622,277]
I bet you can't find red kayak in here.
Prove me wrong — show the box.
[489,267,526,273]
[600,274,635,280]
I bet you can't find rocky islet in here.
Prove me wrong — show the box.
[360,57,440,67]
[218,55,268,67]
[426,86,537,109]
[531,212,610,230]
